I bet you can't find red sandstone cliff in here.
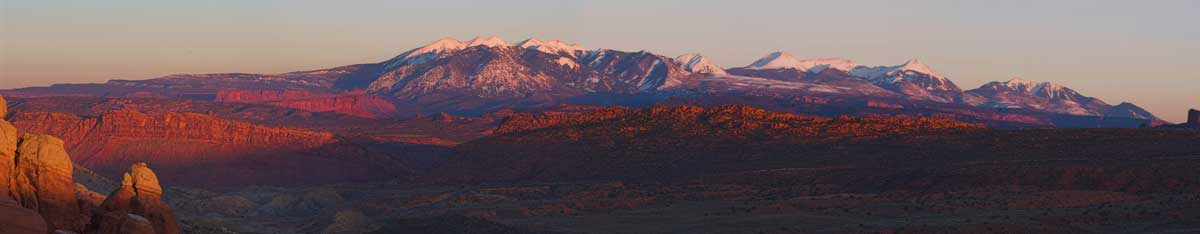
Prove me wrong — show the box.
[214,89,399,118]
[9,110,345,187]
[8,108,423,188]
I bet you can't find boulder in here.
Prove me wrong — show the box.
[93,163,180,234]
[7,134,85,232]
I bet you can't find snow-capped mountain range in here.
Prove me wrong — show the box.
[1,36,1165,126]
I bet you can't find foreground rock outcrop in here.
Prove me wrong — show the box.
[0,195,47,234]
[7,134,87,232]
[91,163,180,234]
[1,94,180,234]
[0,137,179,234]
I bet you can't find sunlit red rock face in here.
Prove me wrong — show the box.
[0,102,52,234]
[6,134,88,232]
[6,110,393,188]
[214,89,399,118]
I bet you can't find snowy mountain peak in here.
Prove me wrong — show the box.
[1031,82,1078,99]
[674,53,727,75]
[412,37,467,55]
[746,52,858,73]
[1032,82,1061,93]
[896,58,944,78]
[465,36,509,48]
[381,37,470,68]
[795,58,859,73]
[1006,77,1030,84]
[747,52,802,70]
[1002,77,1036,91]
[516,38,544,47]
[517,37,586,56]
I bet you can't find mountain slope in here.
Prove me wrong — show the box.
[674,53,727,75]
[968,78,1120,117]
[849,59,964,103]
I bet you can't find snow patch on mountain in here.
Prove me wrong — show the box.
[745,52,859,73]
[692,75,896,97]
[465,36,509,48]
[674,53,727,75]
[746,52,802,70]
[1001,77,1036,91]
[555,57,579,69]
[850,59,954,89]
[382,36,515,69]
[967,77,1111,116]
[517,38,587,56]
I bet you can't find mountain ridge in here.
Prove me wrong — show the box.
[0,36,1166,126]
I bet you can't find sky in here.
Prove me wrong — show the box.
[2,0,1197,122]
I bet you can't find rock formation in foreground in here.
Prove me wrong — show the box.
[0,194,48,234]
[1,95,180,234]
[90,163,180,234]
[6,134,87,232]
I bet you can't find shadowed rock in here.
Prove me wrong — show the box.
[92,212,155,234]
[0,195,48,234]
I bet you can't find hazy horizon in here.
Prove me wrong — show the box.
[3,0,1197,122]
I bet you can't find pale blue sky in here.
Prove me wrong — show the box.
[3,0,1197,121]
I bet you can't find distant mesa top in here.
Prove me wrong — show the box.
[1189,109,1199,126]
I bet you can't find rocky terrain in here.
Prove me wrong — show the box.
[153,105,1200,234]
[1,95,181,234]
